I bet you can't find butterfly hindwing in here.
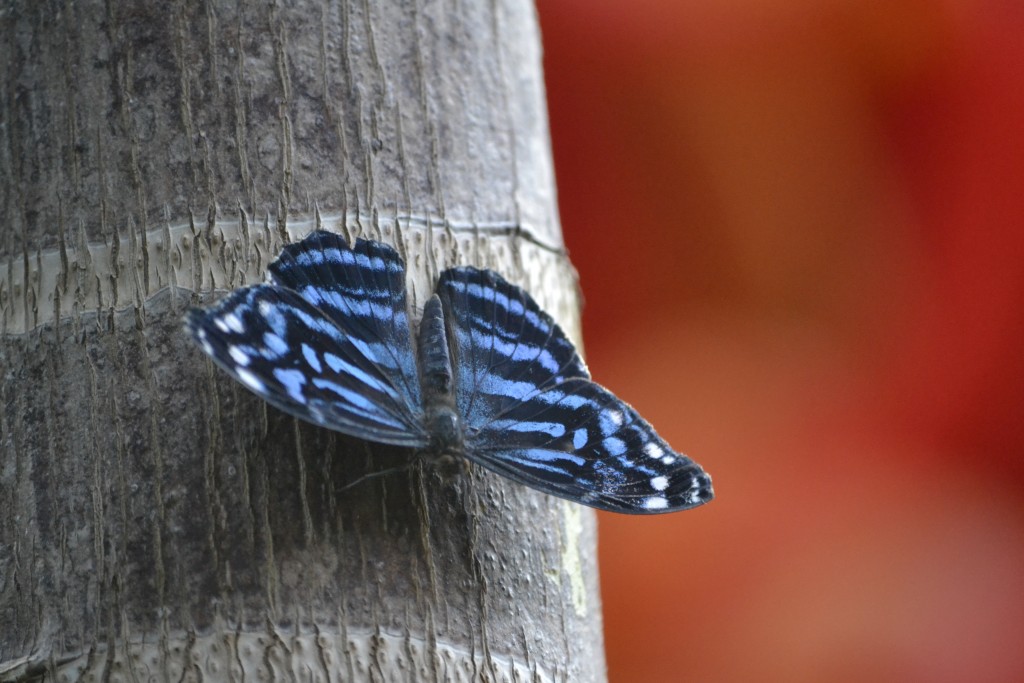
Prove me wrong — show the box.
[268,231,422,410]
[436,266,590,431]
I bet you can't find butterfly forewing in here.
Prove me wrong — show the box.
[466,377,713,513]
[436,267,589,430]
[185,237,428,447]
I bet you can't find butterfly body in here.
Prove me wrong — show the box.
[416,294,463,458]
[186,231,713,514]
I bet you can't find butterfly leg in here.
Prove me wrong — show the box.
[337,460,417,493]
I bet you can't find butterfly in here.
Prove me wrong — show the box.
[185,231,713,514]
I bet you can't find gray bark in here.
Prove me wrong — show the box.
[0,1,605,681]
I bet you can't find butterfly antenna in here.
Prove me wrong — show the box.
[337,462,416,493]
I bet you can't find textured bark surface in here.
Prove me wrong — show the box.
[0,1,605,681]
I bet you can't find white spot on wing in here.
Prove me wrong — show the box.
[224,312,245,333]
[228,345,250,367]
[196,329,214,355]
[643,496,669,510]
[237,368,265,393]
[651,476,669,491]
[643,442,664,459]
[599,408,624,436]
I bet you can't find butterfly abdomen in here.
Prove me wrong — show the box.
[417,294,463,456]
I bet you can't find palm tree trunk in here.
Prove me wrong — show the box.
[0,1,605,680]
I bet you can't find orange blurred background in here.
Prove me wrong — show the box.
[538,1,1024,681]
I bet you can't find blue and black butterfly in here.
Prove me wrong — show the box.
[185,231,713,514]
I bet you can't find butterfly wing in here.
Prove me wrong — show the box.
[186,232,428,447]
[437,266,712,514]
[435,266,590,428]
[269,232,423,409]
[466,378,713,513]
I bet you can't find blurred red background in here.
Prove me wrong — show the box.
[538,1,1024,681]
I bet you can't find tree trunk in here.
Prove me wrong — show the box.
[0,1,605,681]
